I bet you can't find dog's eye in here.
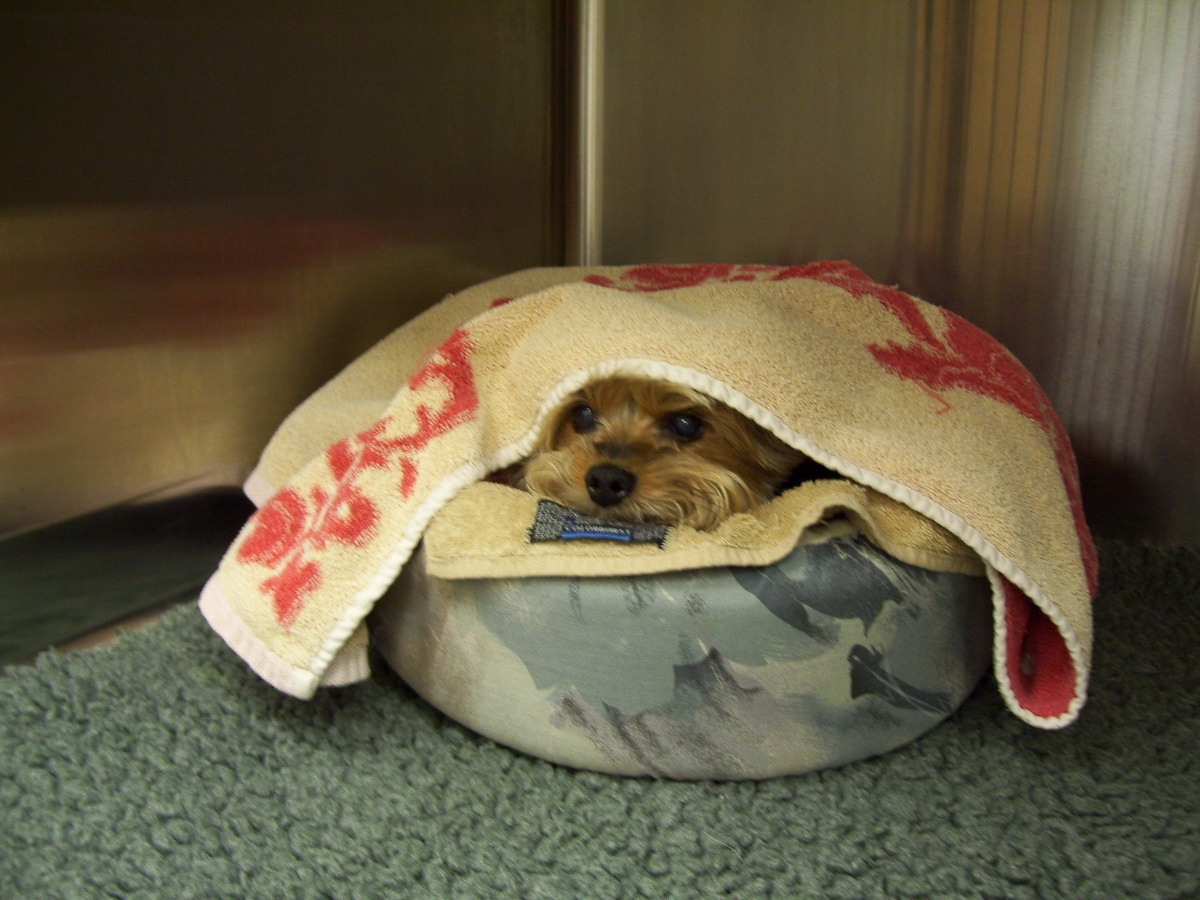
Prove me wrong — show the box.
[571,404,599,433]
[663,412,704,442]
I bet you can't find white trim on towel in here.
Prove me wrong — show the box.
[199,576,319,699]
[319,638,371,687]
[243,468,275,508]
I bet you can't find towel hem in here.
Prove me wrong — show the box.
[244,468,275,508]
[199,576,319,699]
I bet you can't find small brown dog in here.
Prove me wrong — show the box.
[521,376,806,530]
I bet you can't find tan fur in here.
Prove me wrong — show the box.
[521,377,806,530]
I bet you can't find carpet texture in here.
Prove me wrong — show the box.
[2,539,1197,899]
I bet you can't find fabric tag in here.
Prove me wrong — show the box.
[529,500,669,546]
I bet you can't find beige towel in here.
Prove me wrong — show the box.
[200,263,1097,728]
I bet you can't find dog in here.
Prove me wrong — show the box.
[521,376,807,531]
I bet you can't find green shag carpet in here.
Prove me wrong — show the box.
[2,540,1198,899]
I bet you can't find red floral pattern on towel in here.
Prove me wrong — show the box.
[807,264,1098,597]
[590,262,1096,721]
[585,263,832,292]
[236,328,478,629]
[804,262,1098,720]
[585,264,742,291]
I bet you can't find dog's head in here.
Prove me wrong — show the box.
[521,376,804,530]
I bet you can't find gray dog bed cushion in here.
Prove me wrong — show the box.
[370,481,993,780]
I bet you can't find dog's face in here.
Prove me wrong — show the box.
[521,377,805,530]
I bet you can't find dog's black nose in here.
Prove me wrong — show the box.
[586,464,637,507]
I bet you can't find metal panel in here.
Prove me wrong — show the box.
[0,0,563,535]
[597,0,918,272]
[584,0,1200,543]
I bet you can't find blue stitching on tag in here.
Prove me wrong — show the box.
[560,528,634,542]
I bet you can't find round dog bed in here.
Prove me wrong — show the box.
[371,530,992,780]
